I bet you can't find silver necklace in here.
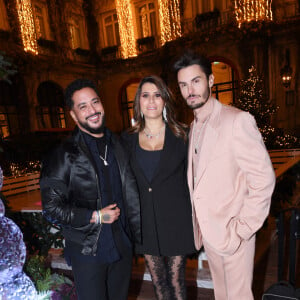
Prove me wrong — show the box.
[144,125,165,139]
[99,145,109,166]
[194,117,210,154]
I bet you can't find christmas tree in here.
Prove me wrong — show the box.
[235,66,299,149]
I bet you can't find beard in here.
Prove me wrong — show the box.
[79,113,105,134]
[186,85,210,110]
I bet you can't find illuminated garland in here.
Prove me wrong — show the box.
[115,0,137,58]
[158,0,181,45]
[158,0,171,45]
[169,0,181,40]
[16,0,38,54]
[234,0,273,28]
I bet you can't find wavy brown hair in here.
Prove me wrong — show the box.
[127,75,188,141]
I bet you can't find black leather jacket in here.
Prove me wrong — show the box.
[40,127,141,256]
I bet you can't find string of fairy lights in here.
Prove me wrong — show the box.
[15,0,272,57]
[168,0,182,40]
[115,0,137,58]
[158,0,172,44]
[234,0,273,28]
[157,0,181,45]
[16,0,38,55]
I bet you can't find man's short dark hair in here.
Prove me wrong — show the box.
[173,50,212,79]
[64,78,98,109]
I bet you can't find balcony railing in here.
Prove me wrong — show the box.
[100,45,122,61]
[182,9,234,34]
[182,3,299,35]
[136,35,161,54]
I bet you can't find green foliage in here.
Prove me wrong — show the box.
[236,66,277,126]
[235,66,299,149]
[9,212,64,256]
[25,255,76,299]
[24,255,52,292]
[0,51,17,83]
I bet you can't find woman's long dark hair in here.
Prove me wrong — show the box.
[128,75,188,141]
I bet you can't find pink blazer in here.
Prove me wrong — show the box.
[188,98,275,256]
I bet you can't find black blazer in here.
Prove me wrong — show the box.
[121,125,195,256]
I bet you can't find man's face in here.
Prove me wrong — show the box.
[177,64,214,110]
[70,87,105,137]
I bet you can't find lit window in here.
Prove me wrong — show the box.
[121,81,140,129]
[0,0,10,31]
[104,13,120,47]
[68,16,89,49]
[31,1,53,40]
[195,0,212,14]
[69,20,81,49]
[211,61,238,105]
[0,81,20,138]
[0,112,10,138]
[33,5,46,38]
[138,2,157,38]
[36,81,67,129]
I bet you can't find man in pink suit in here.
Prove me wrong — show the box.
[174,51,276,299]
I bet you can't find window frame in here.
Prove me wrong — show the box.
[136,0,158,39]
[68,14,89,50]
[102,12,120,48]
[0,0,10,31]
[31,0,53,40]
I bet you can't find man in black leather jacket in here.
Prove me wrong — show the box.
[40,79,141,300]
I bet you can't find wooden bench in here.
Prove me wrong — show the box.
[269,148,300,178]
[2,149,298,197]
[2,172,40,196]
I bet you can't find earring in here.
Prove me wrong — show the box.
[163,106,167,122]
[141,111,144,119]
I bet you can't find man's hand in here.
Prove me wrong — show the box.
[90,204,120,224]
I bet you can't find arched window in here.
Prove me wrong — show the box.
[0,81,19,138]
[211,61,238,105]
[138,1,157,38]
[36,81,67,129]
[120,79,140,129]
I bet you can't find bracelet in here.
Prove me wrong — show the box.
[94,211,99,224]
[98,210,102,224]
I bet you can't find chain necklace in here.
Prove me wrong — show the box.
[194,117,210,154]
[144,125,165,139]
[99,145,109,166]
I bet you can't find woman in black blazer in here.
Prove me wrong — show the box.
[121,75,195,300]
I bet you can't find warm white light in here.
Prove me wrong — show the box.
[169,0,181,39]
[115,0,137,58]
[16,0,38,55]
[158,0,181,45]
[158,0,171,45]
[234,0,273,28]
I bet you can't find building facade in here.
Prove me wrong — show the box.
[0,0,299,139]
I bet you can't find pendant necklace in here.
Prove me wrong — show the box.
[194,117,210,154]
[144,124,165,139]
[99,145,109,166]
